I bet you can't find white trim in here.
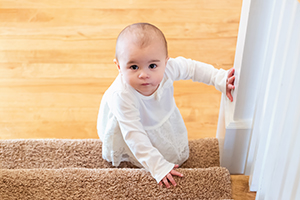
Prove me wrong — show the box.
[217,94,252,174]
[226,121,252,130]
[217,0,255,175]
[224,97,252,129]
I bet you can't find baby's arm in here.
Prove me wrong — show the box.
[111,92,179,186]
[166,57,235,101]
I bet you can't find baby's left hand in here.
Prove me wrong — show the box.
[159,164,183,188]
[226,68,235,102]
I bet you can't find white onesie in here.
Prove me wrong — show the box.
[97,56,227,183]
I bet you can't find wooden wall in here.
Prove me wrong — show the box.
[0,0,242,140]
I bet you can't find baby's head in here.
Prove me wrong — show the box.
[115,23,168,61]
[114,23,169,96]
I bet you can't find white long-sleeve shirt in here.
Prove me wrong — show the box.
[97,56,227,183]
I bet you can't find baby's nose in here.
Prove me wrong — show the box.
[139,70,149,78]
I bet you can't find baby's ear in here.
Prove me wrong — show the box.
[165,57,170,65]
[113,59,121,71]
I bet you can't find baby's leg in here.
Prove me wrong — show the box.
[117,162,139,168]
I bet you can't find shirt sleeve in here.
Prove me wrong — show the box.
[166,56,228,94]
[109,91,175,183]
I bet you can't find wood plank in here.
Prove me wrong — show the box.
[0,50,112,63]
[0,121,98,139]
[0,8,240,41]
[0,105,221,139]
[0,121,218,140]
[0,105,220,123]
[231,175,257,200]
[0,0,242,9]
[0,80,221,106]
[0,79,221,95]
[0,23,239,39]
[0,63,231,80]
[0,63,118,78]
[186,123,219,139]
[0,93,102,108]
[0,38,238,51]
[0,49,235,65]
[0,9,240,24]
[0,84,221,108]
[0,78,110,93]
[0,107,98,122]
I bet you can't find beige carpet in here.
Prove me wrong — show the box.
[0,138,232,199]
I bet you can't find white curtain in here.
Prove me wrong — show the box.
[249,0,300,199]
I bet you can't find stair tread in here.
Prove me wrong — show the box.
[1,167,231,199]
[0,138,232,199]
[0,138,220,169]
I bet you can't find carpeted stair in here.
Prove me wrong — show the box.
[0,138,232,199]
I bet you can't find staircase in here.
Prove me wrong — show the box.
[0,138,232,199]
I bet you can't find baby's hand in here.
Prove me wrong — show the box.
[226,68,235,102]
[159,164,183,188]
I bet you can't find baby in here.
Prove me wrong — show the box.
[97,23,235,188]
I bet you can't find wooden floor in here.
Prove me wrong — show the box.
[0,0,242,140]
[232,175,256,200]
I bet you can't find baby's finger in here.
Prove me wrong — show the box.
[174,164,179,169]
[170,169,183,177]
[163,177,170,188]
[228,76,235,84]
[228,84,235,90]
[228,68,235,78]
[159,181,163,187]
[167,173,177,187]
[227,93,233,102]
[231,76,235,83]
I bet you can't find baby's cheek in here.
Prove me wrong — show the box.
[157,74,164,84]
[124,73,133,81]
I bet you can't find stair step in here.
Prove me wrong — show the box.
[0,167,231,199]
[0,138,220,169]
[0,138,232,199]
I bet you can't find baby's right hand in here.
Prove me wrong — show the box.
[158,164,183,188]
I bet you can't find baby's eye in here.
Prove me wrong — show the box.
[149,64,157,69]
[130,65,139,70]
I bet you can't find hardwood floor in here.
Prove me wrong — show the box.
[0,0,242,140]
[231,175,256,200]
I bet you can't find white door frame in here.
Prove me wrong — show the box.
[216,0,265,175]
[216,0,275,175]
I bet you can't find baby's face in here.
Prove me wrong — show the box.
[115,36,168,96]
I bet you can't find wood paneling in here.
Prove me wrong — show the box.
[0,0,242,9]
[0,0,242,140]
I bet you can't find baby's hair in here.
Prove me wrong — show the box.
[115,23,168,60]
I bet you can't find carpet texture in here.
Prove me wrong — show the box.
[0,138,232,199]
